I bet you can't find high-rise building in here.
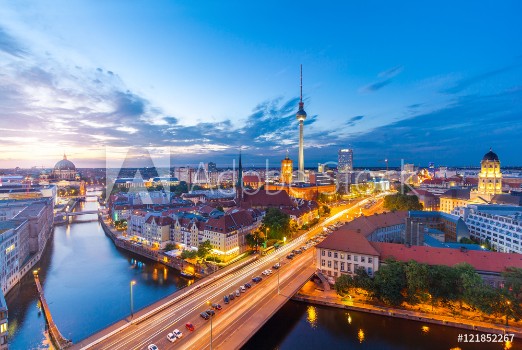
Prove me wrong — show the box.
[338,149,353,172]
[208,162,217,173]
[296,65,307,182]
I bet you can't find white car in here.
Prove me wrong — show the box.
[172,329,183,338]
[167,332,177,342]
[148,345,159,350]
[240,285,246,293]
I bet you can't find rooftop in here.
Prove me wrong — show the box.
[371,242,522,273]
[317,229,380,256]
[340,211,408,237]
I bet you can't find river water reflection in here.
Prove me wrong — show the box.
[6,196,190,349]
[243,301,516,350]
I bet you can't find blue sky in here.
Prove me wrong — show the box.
[0,1,521,168]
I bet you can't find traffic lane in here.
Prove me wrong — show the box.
[91,208,345,349]
[123,250,305,349]
[96,251,290,349]
[183,251,315,350]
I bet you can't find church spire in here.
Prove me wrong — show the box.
[236,149,243,202]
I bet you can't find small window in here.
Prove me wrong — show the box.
[328,251,332,257]
[368,257,373,263]
[321,250,325,256]
[328,261,332,268]
[347,255,351,261]
[321,259,325,266]
[354,256,358,262]
[361,256,365,263]
[334,252,338,259]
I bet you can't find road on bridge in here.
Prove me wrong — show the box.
[74,195,385,350]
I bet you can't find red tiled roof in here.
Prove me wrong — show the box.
[205,209,256,233]
[317,230,379,256]
[340,211,407,237]
[145,216,173,226]
[371,242,522,273]
[243,175,264,183]
[242,189,294,208]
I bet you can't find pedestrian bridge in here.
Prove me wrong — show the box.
[61,210,99,217]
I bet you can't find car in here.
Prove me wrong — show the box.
[212,303,222,310]
[229,293,235,300]
[273,262,281,269]
[240,286,246,293]
[172,329,183,338]
[252,276,262,283]
[262,270,268,276]
[235,290,240,297]
[206,309,215,316]
[244,282,252,288]
[167,333,177,343]
[200,312,210,320]
[287,254,294,260]
[148,345,159,350]
[267,269,272,274]
[301,246,307,251]
[295,249,303,254]
[185,322,195,331]
[223,295,229,304]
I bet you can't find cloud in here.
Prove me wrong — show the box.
[441,62,522,94]
[359,65,403,93]
[0,27,26,57]
[345,115,364,126]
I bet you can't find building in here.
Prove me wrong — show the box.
[371,242,522,287]
[243,174,264,190]
[0,199,54,296]
[338,149,353,173]
[406,211,469,245]
[457,204,522,254]
[471,148,503,201]
[203,208,262,257]
[296,65,307,182]
[280,154,293,184]
[0,290,6,350]
[316,230,380,278]
[410,189,439,211]
[341,211,408,243]
[52,153,77,180]
[439,188,474,214]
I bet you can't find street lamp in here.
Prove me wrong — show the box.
[506,300,511,326]
[283,237,287,245]
[130,280,136,319]
[206,301,213,350]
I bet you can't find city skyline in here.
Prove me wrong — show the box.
[1,1,522,168]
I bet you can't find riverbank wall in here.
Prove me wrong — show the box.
[98,217,195,273]
[292,290,522,339]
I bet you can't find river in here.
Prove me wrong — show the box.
[6,195,515,350]
[6,195,190,349]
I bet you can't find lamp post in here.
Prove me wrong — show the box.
[207,301,213,350]
[130,280,136,319]
[506,300,511,326]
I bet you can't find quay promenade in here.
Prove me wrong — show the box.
[292,281,522,339]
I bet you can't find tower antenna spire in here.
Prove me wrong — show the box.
[300,64,303,102]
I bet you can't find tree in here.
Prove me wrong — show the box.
[404,260,430,305]
[374,259,407,306]
[216,205,224,212]
[197,240,213,259]
[245,233,262,251]
[353,267,375,295]
[428,265,459,307]
[262,208,292,240]
[454,263,483,309]
[335,274,355,296]
[164,243,175,251]
[383,193,423,211]
[181,249,197,259]
[319,205,331,217]
[502,267,522,301]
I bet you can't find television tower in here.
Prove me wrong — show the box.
[296,64,307,182]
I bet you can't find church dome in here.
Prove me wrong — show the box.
[482,149,499,162]
[54,154,76,170]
